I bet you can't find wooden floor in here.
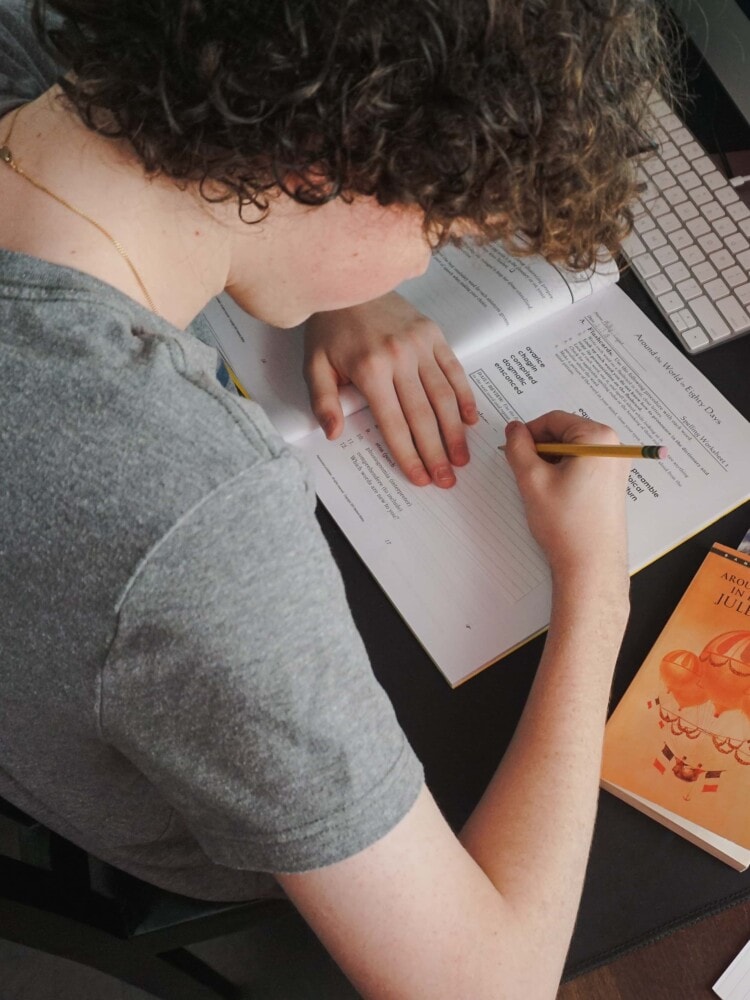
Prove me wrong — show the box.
[558,898,750,1000]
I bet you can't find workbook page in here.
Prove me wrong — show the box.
[199,244,617,443]
[398,240,618,356]
[295,286,750,685]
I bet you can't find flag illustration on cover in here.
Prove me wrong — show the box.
[651,738,726,798]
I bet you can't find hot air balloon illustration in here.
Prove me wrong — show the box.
[698,631,750,719]
[653,631,750,800]
[659,648,707,710]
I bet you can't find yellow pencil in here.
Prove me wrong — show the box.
[532,443,668,459]
[225,364,250,399]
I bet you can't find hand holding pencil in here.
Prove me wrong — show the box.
[503,412,632,586]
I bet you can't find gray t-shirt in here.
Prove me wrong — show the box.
[0,0,422,900]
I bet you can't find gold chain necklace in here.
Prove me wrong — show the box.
[0,105,156,313]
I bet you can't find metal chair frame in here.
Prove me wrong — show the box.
[0,797,291,1000]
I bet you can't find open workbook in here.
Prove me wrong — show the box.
[200,242,750,686]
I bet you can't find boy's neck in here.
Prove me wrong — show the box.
[0,89,234,328]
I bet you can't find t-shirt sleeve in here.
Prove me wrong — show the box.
[99,449,424,874]
[0,0,60,112]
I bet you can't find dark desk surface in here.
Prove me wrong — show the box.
[316,184,750,992]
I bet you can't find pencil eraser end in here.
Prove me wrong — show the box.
[657,446,668,460]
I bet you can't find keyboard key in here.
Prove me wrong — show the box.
[692,261,717,283]
[701,232,723,254]
[681,245,705,267]
[727,201,750,222]
[665,155,689,176]
[675,278,702,301]
[705,277,729,300]
[676,308,696,328]
[634,213,656,234]
[693,156,715,175]
[709,248,735,270]
[650,197,669,218]
[714,216,738,238]
[649,99,671,118]
[643,228,667,250]
[672,128,692,146]
[669,228,693,250]
[680,170,701,191]
[691,185,712,206]
[631,252,660,278]
[664,185,688,207]
[665,261,689,283]
[739,218,750,237]
[647,273,672,295]
[661,113,682,131]
[701,201,724,222]
[676,200,698,221]
[717,186,740,206]
[659,141,678,162]
[658,290,684,313]
[682,142,704,160]
[716,296,750,332]
[704,171,726,190]
[652,170,674,190]
[660,212,680,234]
[736,248,750,268]
[622,232,646,257]
[681,327,710,351]
[671,309,689,331]
[736,282,750,306]
[726,232,749,254]
[686,216,710,237]
[724,266,746,288]
[690,296,731,340]
[654,244,678,265]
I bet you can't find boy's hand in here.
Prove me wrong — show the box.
[503,411,630,591]
[303,293,478,488]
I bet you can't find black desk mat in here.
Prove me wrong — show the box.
[565,792,750,979]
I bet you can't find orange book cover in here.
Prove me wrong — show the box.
[601,542,750,871]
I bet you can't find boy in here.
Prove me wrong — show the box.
[0,1,667,995]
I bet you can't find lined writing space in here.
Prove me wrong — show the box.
[403,424,547,606]
[301,410,551,686]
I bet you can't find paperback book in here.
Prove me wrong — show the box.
[601,540,750,871]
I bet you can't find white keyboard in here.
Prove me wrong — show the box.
[621,94,750,354]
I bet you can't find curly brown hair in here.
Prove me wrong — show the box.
[32,0,673,270]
